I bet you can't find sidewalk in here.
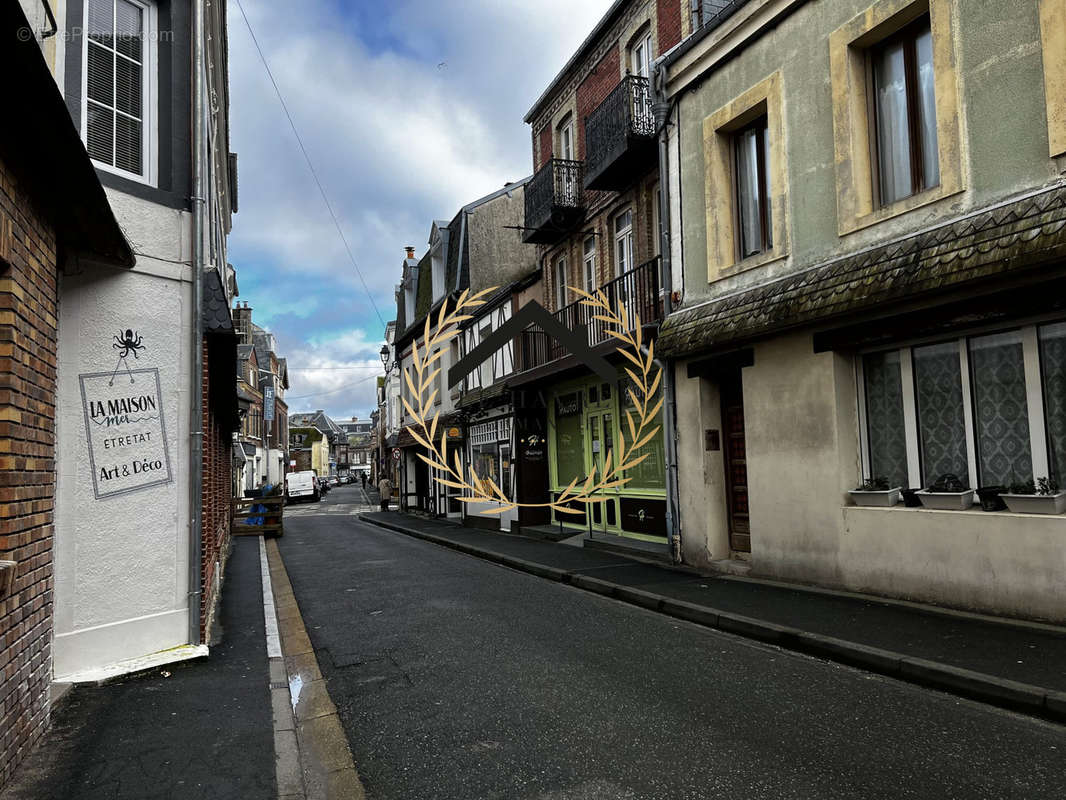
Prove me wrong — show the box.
[360,511,1066,722]
[1,536,276,800]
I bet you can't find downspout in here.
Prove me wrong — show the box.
[188,0,206,645]
[652,61,682,565]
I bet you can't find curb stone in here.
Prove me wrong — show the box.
[358,514,1066,724]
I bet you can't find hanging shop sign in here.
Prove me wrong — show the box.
[263,384,275,423]
[79,367,172,499]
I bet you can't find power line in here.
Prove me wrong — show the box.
[233,0,387,329]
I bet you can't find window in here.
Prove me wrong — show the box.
[830,0,962,234]
[734,116,772,258]
[470,420,512,500]
[631,32,652,79]
[613,209,633,276]
[559,117,575,161]
[554,255,568,309]
[583,236,597,293]
[871,17,939,206]
[702,72,786,278]
[85,0,151,179]
[859,323,1064,494]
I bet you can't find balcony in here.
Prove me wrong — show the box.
[583,75,657,191]
[522,158,585,244]
[515,256,663,374]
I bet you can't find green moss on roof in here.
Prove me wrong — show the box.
[658,184,1066,358]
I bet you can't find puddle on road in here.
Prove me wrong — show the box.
[289,673,304,713]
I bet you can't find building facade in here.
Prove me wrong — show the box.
[659,0,1066,621]
[507,0,684,546]
[1,3,134,784]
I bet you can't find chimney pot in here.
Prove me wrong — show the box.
[405,246,415,259]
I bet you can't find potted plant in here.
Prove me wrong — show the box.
[976,485,1008,512]
[916,473,975,510]
[849,477,900,507]
[1002,477,1066,515]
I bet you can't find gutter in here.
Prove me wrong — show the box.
[188,0,206,645]
[652,61,683,565]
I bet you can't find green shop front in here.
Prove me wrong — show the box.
[548,373,667,541]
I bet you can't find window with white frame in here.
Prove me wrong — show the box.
[554,255,568,310]
[859,322,1066,493]
[469,419,512,500]
[583,236,597,294]
[85,0,152,179]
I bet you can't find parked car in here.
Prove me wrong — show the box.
[285,470,320,503]
[328,477,339,487]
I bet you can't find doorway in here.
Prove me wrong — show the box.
[720,373,750,553]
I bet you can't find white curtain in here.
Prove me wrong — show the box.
[736,128,761,257]
[875,41,911,205]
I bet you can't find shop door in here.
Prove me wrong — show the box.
[721,374,750,553]
[586,410,615,531]
[414,457,429,513]
[516,411,550,526]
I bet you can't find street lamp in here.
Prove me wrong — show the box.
[379,344,391,373]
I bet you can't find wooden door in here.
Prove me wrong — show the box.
[721,374,750,553]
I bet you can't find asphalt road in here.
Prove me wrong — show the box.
[279,494,1066,800]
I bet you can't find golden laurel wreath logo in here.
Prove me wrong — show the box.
[402,286,663,516]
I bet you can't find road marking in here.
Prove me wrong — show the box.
[259,536,282,659]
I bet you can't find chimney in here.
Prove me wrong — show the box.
[405,246,415,260]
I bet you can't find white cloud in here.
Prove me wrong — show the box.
[226,0,612,419]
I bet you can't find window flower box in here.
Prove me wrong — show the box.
[915,489,975,510]
[1001,492,1066,515]
[849,487,901,507]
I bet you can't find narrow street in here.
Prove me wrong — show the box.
[280,487,1066,800]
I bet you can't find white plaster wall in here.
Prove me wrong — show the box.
[54,196,194,678]
[839,507,1066,622]
[674,362,729,566]
[743,332,859,586]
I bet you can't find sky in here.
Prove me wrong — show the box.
[226,0,613,422]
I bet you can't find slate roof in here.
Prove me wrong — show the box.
[658,183,1066,358]
[413,252,434,328]
[202,268,233,333]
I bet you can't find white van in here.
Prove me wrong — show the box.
[285,470,319,503]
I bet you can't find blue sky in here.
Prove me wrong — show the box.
[226,0,612,421]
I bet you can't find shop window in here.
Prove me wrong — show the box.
[553,392,585,487]
[858,323,1063,493]
[618,376,665,491]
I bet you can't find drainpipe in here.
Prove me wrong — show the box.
[188,0,206,645]
[652,61,682,565]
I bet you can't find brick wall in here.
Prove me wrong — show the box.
[537,125,553,171]
[0,154,58,789]
[199,338,232,642]
[657,0,683,52]
[576,48,621,160]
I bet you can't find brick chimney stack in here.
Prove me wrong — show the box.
[405,246,415,260]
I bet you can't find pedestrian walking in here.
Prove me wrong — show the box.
[377,476,392,512]
[361,472,367,491]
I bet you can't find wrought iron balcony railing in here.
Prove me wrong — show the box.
[522,158,586,244]
[515,256,663,373]
[583,75,657,191]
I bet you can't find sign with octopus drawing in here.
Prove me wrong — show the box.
[78,330,173,499]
